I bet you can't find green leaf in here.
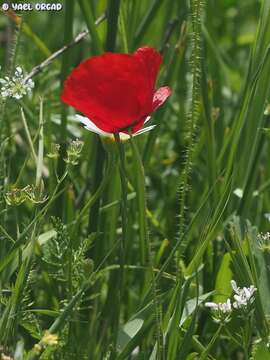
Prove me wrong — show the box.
[252,343,270,360]
[117,318,144,350]
[180,292,212,327]
[213,253,232,303]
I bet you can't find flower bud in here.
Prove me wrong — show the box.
[5,187,28,206]
[64,139,83,165]
[5,185,47,206]
[47,143,60,159]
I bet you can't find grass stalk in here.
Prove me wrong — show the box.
[78,0,103,55]
[177,0,203,260]
[56,0,74,218]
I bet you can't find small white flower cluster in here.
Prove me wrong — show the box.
[258,232,270,242]
[205,280,257,322]
[258,232,270,252]
[205,298,232,314]
[0,66,34,100]
[231,280,256,309]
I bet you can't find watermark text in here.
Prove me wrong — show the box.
[1,2,63,11]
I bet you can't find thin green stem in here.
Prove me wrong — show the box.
[74,152,116,236]
[35,98,44,190]
[14,120,42,187]
[119,4,129,53]
[201,324,223,360]
[56,0,74,219]
[134,0,165,47]
[178,0,203,244]
[114,135,128,256]
[88,0,120,239]
[106,0,121,52]
[114,133,128,348]
[129,133,162,358]
[129,135,147,264]
[0,170,68,275]
[87,139,105,235]
[78,0,103,55]
[20,107,37,164]
[224,327,242,348]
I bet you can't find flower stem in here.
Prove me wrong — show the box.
[129,133,162,358]
[200,323,223,360]
[114,134,128,257]
[77,151,115,231]
[87,139,106,235]
[224,327,242,348]
[114,133,128,346]
[129,139,147,263]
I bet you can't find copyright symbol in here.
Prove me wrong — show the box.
[2,3,9,11]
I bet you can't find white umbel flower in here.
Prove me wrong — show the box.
[258,232,270,252]
[205,299,232,323]
[231,280,257,309]
[205,299,232,314]
[0,66,34,100]
[75,114,155,141]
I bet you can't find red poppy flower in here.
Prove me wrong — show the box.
[61,47,171,136]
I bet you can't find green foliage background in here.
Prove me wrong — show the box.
[0,0,270,359]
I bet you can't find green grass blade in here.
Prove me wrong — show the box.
[78,0,103,54]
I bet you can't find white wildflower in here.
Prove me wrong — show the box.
[205,299,232,323]
[258,232,270,252]
[231,280,257,309]
[41,330,58,346]
[0,66,34,100]
[205,299,232,314]
[75,114,155,141]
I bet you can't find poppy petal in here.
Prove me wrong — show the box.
[130,114,152,133]
[134,125,156,136]
[61,47,171,134]
[152,86,172,111]
[144,116,151,124]
[134,47,163,91]
[119,125,156,140]
[75,115,110,136]
[62,53,152,133]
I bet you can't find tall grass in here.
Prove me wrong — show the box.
[0,0,270,359]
